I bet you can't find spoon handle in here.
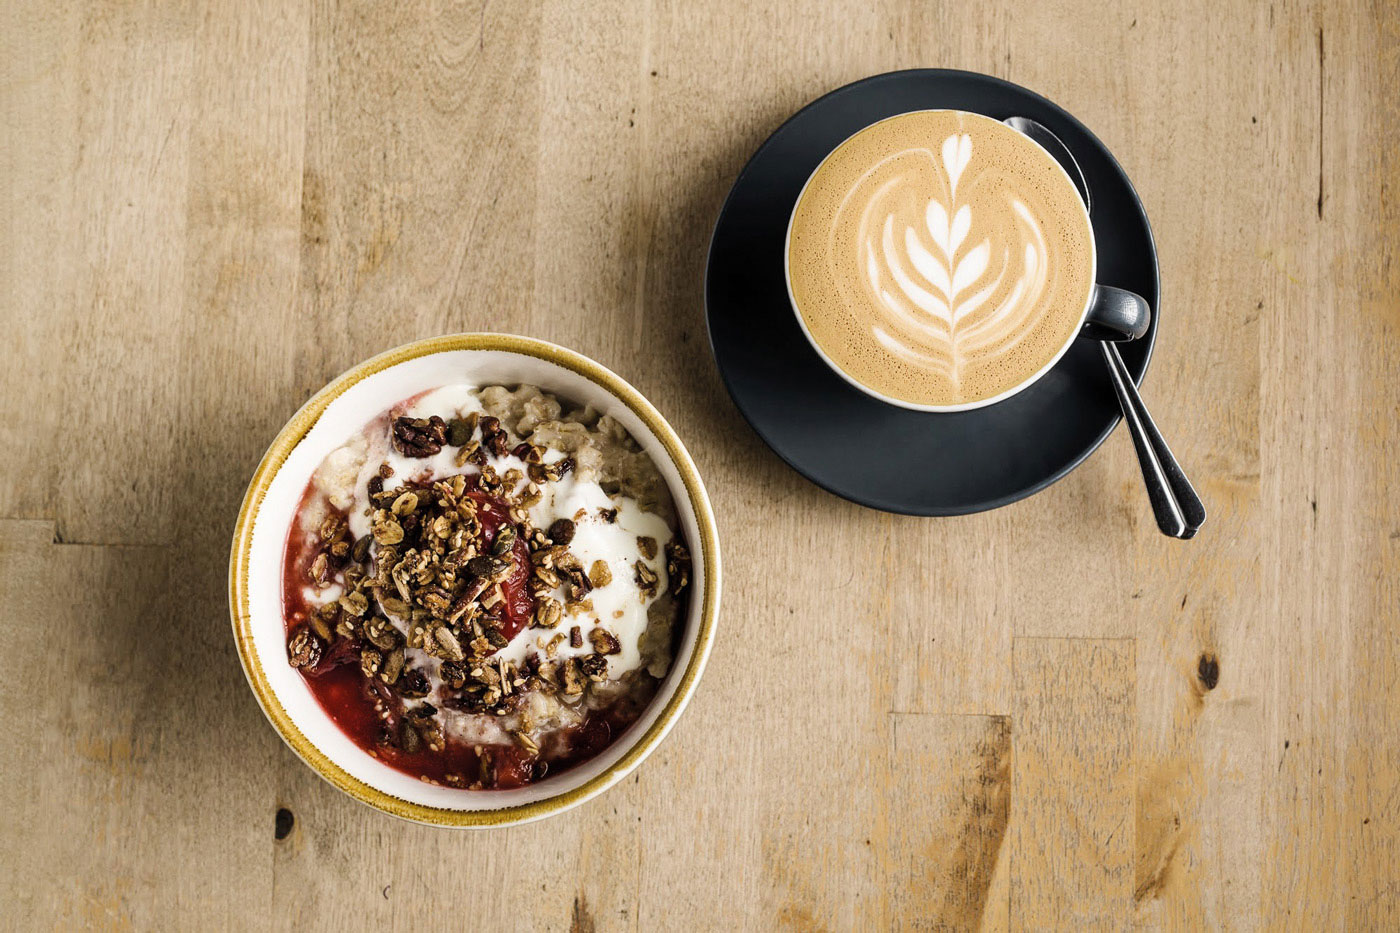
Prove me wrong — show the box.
[1099,341,1207,538]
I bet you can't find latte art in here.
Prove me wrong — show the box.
[858,133,1052,386]
[788,111,1095,408]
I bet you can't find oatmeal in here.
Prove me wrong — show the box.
[281,384,690,789]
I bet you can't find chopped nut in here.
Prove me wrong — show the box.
[391,415,447,458]
[319,514,345,542]
[420,588,451,618]
[287,628,322,668]
[634,559,659,597]
[454,440,479,467]
[534,597,563,629]
[560,658,584,696]
[665,540,691,596]
[555,551,592,597]
[570,626,583,648]
[542,457,574,481]
[588,628,621,655]
[446,592,476,625]
[479,416,510,458]
[580,654,608,682]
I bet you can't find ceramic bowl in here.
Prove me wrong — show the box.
[229,334,720,826]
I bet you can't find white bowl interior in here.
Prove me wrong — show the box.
[246,348,709,812]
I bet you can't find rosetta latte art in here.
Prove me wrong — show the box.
[844,133,1050,388]
[788,110,1094,406]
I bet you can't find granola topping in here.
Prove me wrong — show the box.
[282,383,690,790]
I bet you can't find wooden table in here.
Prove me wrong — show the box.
[3,1,1396,929]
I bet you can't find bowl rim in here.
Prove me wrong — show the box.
[228,333,721,827]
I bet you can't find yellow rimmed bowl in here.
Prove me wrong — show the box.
[229,334,721,827]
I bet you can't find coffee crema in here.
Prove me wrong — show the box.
[787,110,1095,407]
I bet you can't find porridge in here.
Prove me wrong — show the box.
[281,384,691,790]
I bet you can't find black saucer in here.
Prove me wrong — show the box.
[705,69,1159,516]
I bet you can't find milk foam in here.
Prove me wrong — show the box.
[788,111,1095,407]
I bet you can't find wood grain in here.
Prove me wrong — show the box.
[1012,638,1135,927]
[2,0,1397,928]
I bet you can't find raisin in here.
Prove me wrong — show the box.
[547,518,575,546]
[397,668,431,698]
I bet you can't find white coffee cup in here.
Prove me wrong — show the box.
[785,109,1150,413]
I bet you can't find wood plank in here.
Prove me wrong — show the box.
[882,714,1012,931]
[1257,1,1400,927]
[0,520,280,927]
[1114,4,1270,926]
[1,0,198,544]
[1012,637,1135,928]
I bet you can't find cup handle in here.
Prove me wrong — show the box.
[1082,285,1151,342]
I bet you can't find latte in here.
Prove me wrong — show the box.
[787,110,1095,408]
